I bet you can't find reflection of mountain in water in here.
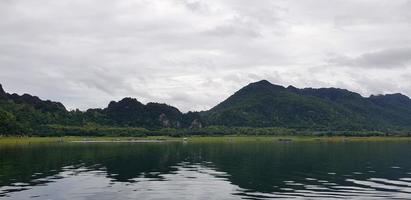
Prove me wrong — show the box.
[196,142,411,199]
[0,162,242,200]
[2,142,411,199]
[0,143,184,187]
[198,142,411,192]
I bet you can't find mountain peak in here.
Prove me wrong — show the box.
[118,97,143,104]
[0,84,5,99]
[286,85,298,92]
[0,84,5,95]
[246,80,286,91]
[250,80,272,86]
[107,97,144,110]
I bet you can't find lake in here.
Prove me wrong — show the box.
[1,139,411,199]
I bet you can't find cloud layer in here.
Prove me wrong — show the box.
[1,0,411,112]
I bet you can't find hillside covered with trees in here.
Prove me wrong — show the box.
[203,80,411,132]
[1,80,411,136]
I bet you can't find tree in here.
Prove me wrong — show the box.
[0,109,18,135]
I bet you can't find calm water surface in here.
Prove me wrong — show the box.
[1,140,411,199]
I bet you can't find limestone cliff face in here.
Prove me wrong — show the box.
[158,113,171,128]
[189,119,202,129]
[158,112,203,129]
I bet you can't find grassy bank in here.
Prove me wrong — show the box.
[1,135,411,145]
[0,136,177,145]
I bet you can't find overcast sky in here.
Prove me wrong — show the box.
[1,0,411,112]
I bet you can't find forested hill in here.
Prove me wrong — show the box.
[1,81,411,135]
[0,84,201,135]
[203,80,411,131]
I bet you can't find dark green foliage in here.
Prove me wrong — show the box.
[39,124,150,137]
[203,80,411,131]
[1,80,411,136]
[105,98,146,126]
[204,80,353,129]
[103,98,187,128]
[181,111,202,128]
[0,85,202,135]
[0,109,18,134]
[7,93,67,113]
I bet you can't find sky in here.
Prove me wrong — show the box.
[1,0,411,112]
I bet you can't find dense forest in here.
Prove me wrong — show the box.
[1,80,411,136]
[203,80,411,133]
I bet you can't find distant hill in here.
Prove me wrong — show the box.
[1,80,411,135]
[203,80,411,131]
[88,97,200,128]
[0,84,201,134]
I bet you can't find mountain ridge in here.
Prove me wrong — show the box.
[203,80,411,131]
[1,80,411,134]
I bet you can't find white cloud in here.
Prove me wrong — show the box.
[328,47,411,68]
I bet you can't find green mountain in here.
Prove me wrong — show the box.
[91,97,200,128]
[203,80,411,131]
[0,84,69,133]
[0,84,201,135]
[2,80,411,135]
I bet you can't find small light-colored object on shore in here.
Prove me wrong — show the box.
[278,138,293,143]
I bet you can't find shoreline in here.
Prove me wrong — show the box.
[70,139,165,143]
[1,135,411,145]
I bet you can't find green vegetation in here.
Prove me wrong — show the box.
[1,135,411,146]
[203,80,411,132]
[1,81,411,137]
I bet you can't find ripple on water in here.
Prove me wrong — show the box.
[2,142,411,200]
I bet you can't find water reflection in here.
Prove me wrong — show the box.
[1,141,411,199]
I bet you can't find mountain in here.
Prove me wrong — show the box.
[100,98,201,128]
[0,84,66,113]
[0,84,71,133]
[0,84,202,134]
[0,84,7,99]
[203,80,411,131]
[102,98,185,128]
[2,80,411,135]
[7,93,67,113]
